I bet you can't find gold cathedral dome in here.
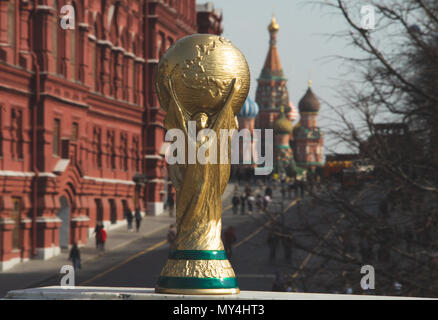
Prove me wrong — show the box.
[273,107,292,134]
[268,15,280,32]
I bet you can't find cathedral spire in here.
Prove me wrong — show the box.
[255,16,290,128]
[268,14,280,33]
[260,15,285,81]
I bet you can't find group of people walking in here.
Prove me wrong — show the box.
[124,207,143,232]
[67,223,107,275]
[94,223,107,252]
[276,178,306,199]
[232,184,274,215]
[232,192,256,215]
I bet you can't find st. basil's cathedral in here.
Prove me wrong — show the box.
[236,16,324,180]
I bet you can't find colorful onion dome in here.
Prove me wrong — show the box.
[238,97,259,118]
[298,81,320,113]
[273,108,292,134]
[287,101,299,122]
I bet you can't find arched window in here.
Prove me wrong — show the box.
[59,25,67,76]
[11,197,21,250]
[52,0,58,74]
[71,122,78,141]
[107,130,116,169]
[10,108,23,159]
[120,132,128,171]
[132,136,139,173]
[92,127,102,168]
[16,110,23,159]
[70,3,77,80]
[92,21,99,91]
[7,0,16,63]
[97,130,102,168]
[133,37,139,104]
[53,118,60,156]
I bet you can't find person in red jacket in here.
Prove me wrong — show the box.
[97,226,107,253]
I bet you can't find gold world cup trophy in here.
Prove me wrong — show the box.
[155,34,250,295]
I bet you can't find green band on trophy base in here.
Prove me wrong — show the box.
[156,276,240,295]
[157,276,238,289]
[168,250,228,260]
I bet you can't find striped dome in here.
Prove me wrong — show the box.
[287,101,299,122]
[238,97,259,118]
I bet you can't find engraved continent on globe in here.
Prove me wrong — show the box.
[155,34,250,117]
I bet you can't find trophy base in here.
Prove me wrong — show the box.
[156,250,240,295]
[155,287,240,295]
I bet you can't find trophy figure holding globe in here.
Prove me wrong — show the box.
[155,34,250,295]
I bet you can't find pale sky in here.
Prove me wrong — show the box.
[198,0,364,153]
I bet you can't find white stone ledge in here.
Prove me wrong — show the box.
[3,286,430,300]
[83,176,135,185]
[71,216,90,222]
[0,218,15,225]
[0,170,57,178]
[36,217,63,223]
[0,170,35,177]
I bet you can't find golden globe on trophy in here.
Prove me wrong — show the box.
[155,34,250,294]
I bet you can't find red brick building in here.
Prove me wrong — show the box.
[0,0,222,270]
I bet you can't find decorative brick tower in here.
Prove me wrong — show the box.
[255,16,291,129]
[293,81,324,169]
